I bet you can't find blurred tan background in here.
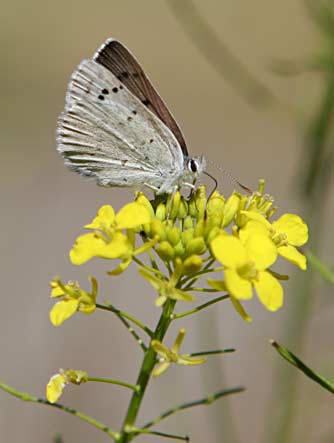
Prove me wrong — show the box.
[1,1,333,442]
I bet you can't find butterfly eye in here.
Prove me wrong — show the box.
[187,159,199,173]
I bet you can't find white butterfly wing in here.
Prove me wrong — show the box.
[57,59,185,190]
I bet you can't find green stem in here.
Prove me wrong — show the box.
[133,256,166,279]
[0,380,119,440]
[141,387,245,430]
[118,300,176,443]
[129,428,189,441]
[173,294,229,319]
[96,303,154,338]
[88,377,139,392]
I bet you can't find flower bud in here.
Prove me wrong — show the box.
[156,202,166,221]
[169,191,181,219]
[183,216,194,230]
[194,219,205,238]
[156,241,175,261]
[173,241,186,257]
[167,227,181,245]
[183,254,203,275]
[185,237,206,255]
[177,197,188,219]
[150,219,167,241]
[222,193,240,227]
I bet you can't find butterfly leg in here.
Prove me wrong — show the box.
[144,183,161,193]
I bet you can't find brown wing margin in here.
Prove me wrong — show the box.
[93,38,188,156]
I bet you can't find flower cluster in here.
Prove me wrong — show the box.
[51,181,308,325]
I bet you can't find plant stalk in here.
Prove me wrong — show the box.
[118,299,176,442]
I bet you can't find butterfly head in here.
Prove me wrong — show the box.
[185,156,206,178]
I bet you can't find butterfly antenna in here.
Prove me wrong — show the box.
[207,159,252,195]
[203,170,218,201]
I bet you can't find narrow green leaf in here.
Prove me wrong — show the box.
[271,340,334,394]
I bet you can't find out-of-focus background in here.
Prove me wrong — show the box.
[1,1,333,442]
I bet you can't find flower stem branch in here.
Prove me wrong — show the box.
[127,427,189,441]
[133,256,165,279]
[141,387,245,431]
[172,294,229,319]
[96,303,154,338]
[0,380,119,440]
[88,378,139,392]
[187,348,235,358]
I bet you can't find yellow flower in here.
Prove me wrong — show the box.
[151,328,206,377]
[240,211,308,270]
[211,232,283,311]
[46,369,88,403]
[49,277,97,326]
[69,203,153,270]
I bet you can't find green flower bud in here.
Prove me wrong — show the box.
[173,241,186,257]
[156,202,166,221]
[185,237,206,255]
[156,241,175,261]
[181,229,194,247]
[167,226,181,246]
[194,219,205,238]
[183,216,194,230]
[206,192,225,217]
[177,197,188,219]
[169,191,181,219]
[189,187,206,219]
[183,254,203,275]
[150,219,167,241]
[222,193,240,227]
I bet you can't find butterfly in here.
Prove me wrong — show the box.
[56,38,206,194]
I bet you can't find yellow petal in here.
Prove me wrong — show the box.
[97,232,131,259]
[239,220,269,244]
[278,245,307,270]
[230,297,252,322]
[177,355,207,366]
[108,258,132,276]
[70,233,106,265]
[172,328,186,353]
[272,214,308,246]
[153,361,170,377]
[116,202,151,229]
[225,269,253,300]
[50,284,65,298]
[85,205,115,229]
[245,233,277,270]
[46,374,67,403]
[253,271,283,311]
[211,235,248,269]
[240,211,272,228]
[151,340,170,358]
[50,299,79,326]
